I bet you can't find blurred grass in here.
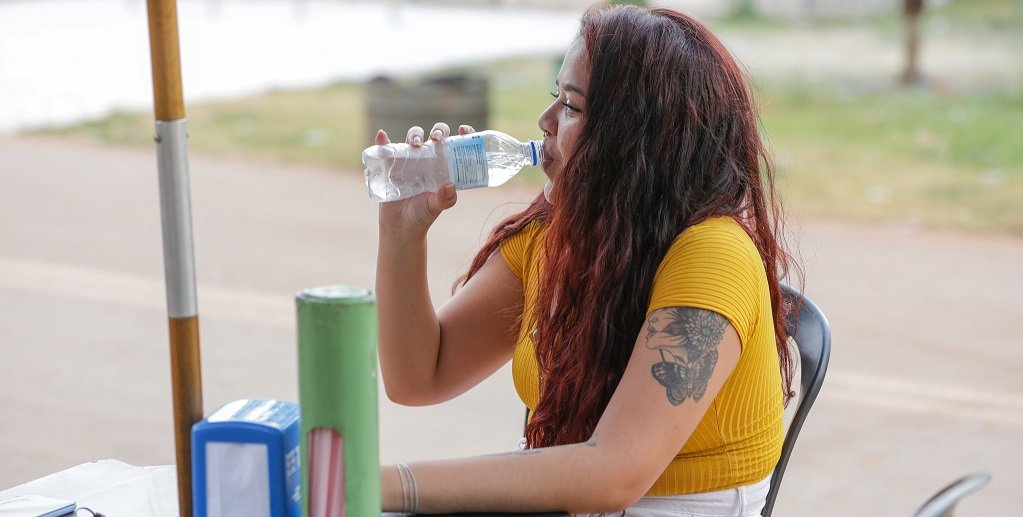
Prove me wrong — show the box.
[927,0,1022,31]
[769,83,1023,232]
[761,83,1023,234]
[38,56,555,174]
[36,9,1023,236]
[719,0,1023,32]
[42,83,367,170]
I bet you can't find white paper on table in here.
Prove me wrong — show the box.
[0,460,177,517]
[0,494,76,516]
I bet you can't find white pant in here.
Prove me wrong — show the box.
[623,475,771,517]
[383,475,771,517]
[514,439,772,516]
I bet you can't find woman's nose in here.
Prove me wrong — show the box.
[538,103,556,136]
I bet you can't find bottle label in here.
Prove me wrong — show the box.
[446,135,489,188]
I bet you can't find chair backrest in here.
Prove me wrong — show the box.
[761,284,832,517]
[914,472,991,517]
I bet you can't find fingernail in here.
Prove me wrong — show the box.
[444,183,456,199]
[431,129,442,140]
[413,135,422,146]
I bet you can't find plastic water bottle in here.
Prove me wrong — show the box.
[363,130,543,202]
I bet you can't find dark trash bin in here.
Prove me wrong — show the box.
[365,74,489,141]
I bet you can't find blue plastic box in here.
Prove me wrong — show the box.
[192,399,301,517]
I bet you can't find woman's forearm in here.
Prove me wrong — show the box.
[382,439,649,515]
[375,232,442,404]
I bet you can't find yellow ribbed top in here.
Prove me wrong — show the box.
[500,216,783,495]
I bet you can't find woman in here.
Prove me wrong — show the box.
[373,4,796,515]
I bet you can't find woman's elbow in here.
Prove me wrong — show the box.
[383,382,427,406]
[600,484,647,514]
[570,490,642,515]
[571,470,650,514]
[381,377,448,406]
[382,383,412,405]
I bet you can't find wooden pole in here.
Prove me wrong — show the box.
[146,0,185,121]
[145,0,203,515]
[167,316,203,517]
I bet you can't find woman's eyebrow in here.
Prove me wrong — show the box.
[556,80,586,97]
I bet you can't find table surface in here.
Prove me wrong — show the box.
[0,460,567,517]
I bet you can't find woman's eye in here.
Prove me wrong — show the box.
[549,89,579,114]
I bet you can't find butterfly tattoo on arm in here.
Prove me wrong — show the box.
[645,307,727,406]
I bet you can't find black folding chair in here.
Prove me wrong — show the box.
[914,472,991,517]
[761,284,832,516]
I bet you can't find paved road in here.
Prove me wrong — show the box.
[2,136,1021,515]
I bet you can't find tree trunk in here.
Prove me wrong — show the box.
[900,0,925,85]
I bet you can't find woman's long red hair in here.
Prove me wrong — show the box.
[459,5,797,448]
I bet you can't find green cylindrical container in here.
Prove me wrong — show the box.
[296,286,379,517]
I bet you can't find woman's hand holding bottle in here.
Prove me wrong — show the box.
[375,123,475,238]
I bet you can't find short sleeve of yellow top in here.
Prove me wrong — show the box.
[499,216,783,495]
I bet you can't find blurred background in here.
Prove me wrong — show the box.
[5,0,1021,232]
[1,0,1021,515]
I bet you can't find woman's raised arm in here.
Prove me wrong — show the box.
[375,123,523,406]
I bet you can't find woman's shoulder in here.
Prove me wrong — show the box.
[502,219,547,249]
[654,216,767,297]
[651,217,768,339]
[670,216,760,259]
[498,220,547,279]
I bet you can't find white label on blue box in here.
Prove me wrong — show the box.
[447,135,488,189]
[207,442,271,517]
